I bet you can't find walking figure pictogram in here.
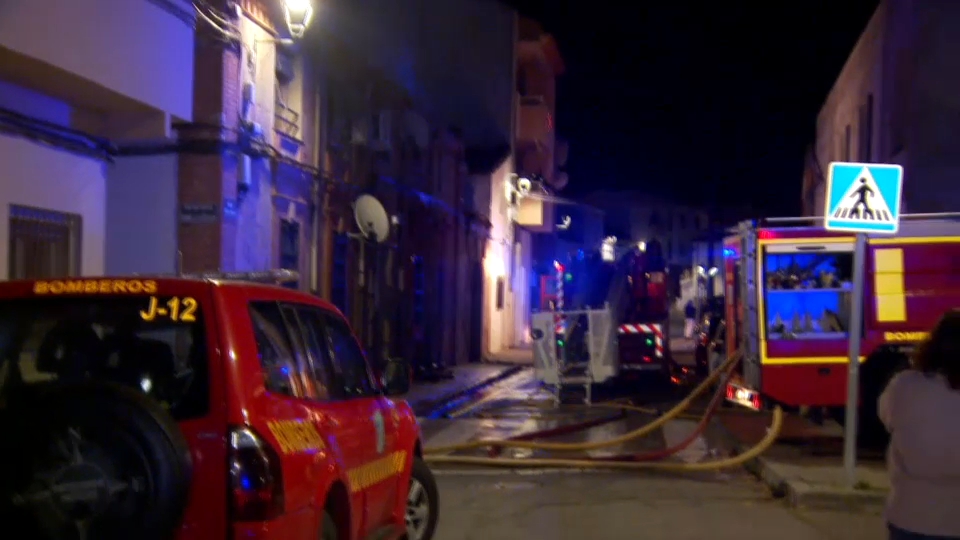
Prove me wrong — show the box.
[848,178,874,220]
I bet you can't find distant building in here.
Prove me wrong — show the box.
[803,0,960,216]
[322,2,567,356]
[583,191,710,267]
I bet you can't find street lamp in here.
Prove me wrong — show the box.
[282,0,314,38]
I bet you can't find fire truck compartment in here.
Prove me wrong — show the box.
[724,216,960,411]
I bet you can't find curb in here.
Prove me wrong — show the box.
[410,365,526,417]
[709,418,887,511]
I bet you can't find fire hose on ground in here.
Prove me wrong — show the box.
[421,352,784,471]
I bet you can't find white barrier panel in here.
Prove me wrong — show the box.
[531,311,559,385]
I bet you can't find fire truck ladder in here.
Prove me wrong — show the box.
[531,304,618,405]
[532,255,630,405]
[736,222,762,387]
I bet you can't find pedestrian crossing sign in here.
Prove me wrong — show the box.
[824,162,903,234]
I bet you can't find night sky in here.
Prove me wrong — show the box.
[508,0,879,217]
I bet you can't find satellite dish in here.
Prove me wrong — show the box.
[353,194,390,242]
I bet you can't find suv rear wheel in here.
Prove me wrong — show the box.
[405,458,438,540]
[0,382,193,540]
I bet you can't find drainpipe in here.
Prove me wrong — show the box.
[309,177,322,292]
[452,145,464,365]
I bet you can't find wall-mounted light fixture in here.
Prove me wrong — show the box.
[282,0,314,38]
[601,236,617,261]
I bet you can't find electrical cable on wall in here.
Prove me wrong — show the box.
[192,1,240,41]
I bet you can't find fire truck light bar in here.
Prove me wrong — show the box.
[179,269,300,284]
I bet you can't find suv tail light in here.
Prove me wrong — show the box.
[229,426,285,522]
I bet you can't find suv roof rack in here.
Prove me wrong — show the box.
[138,269,300,284]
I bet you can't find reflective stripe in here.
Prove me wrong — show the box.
[347,450,407,493]
[617,323,665,356]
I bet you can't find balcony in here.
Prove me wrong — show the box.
[0,0,195,118]
[516,95,553,145]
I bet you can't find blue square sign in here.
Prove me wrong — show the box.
[824,162,904,234]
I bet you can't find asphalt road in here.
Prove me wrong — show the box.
[418,361,886,540]
[431,470,885,540]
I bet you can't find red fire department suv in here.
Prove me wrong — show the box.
[0,272,438,540]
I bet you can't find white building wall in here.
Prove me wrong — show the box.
[0,82,106,279]
[482,156,531,354]
[0,135,106,279]
[105,155,178,274]
[0,0,194,119]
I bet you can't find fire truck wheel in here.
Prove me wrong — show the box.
[320,510,337,540]
[858,350,910,444]
[0,381,193,540]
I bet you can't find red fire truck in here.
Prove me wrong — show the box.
[541,239,673,384]
[615,241,672,375]
[719,217,960,439]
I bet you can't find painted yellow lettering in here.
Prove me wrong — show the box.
[142,280,157,294]
[140,297,159,321]
[112,281,128,293]
[63,281,84,293]
[33,282,48,294]
[884,331,929,342]
[48,281,64,294]
[268,421,293,454]
[180,297,198,322]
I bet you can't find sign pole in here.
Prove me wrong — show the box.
[842,232,868,489]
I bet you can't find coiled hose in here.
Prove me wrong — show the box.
[422,352,784,471]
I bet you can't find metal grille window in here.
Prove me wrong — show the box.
[8,205,82,280]
[279,219,300,290]
[331,233,349,314]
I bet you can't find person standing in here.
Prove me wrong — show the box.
[879,310,960,540]
[683,299,697,338]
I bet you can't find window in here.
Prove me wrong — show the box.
[279,220,300,289]
[331,233,349,314]
[290,307,334,401]
[649,212,661,228]
[496,277,505,310]
[762,246,854,339]
[250,303,301,397]
[8,205,82,279]
[319,313,376,398]
[0,296,208,420]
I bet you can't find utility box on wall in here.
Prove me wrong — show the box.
[516,197,554,232]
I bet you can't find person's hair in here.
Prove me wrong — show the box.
[911,309,960,389]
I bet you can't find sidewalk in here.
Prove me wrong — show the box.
[485,345,533,365]
[398,364,525,417]
[714,409,889,510]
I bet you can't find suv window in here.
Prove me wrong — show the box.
[0,296,209,420]
[249,303,301,397]
[302,310,376,399]
[280,305,332,401]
